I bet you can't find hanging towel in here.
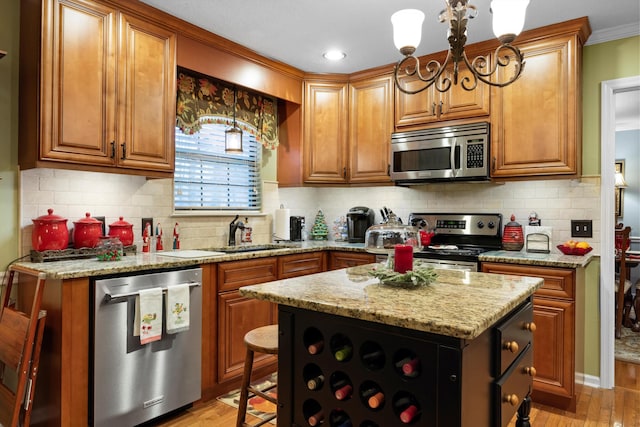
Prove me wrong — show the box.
[134,287,163,344]
[166,283,190,334]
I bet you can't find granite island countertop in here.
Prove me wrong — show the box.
[239,264,543,340]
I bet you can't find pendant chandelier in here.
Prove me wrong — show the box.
[391,0,529,94]
[225,86,243,153]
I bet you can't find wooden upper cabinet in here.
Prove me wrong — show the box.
[303,80,349,183]
[394,56,490,130]
[490,20,588,179]
[19,0,176,177]
[348,75,393,184]
[302,75,393,185]
[116,13,176,172]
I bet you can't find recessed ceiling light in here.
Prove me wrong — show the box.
[323,50,346,61]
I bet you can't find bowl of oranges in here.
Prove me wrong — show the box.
[557,240,592,255]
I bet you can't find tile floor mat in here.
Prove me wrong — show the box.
[615,326,640,363]
[216,373,277,424]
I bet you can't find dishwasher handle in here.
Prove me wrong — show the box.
[103,281,201,304]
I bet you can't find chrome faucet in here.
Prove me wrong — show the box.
[228,215,245,246]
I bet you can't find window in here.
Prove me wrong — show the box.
[174,123,262,212]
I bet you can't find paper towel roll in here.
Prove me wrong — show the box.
[274,208,291,240]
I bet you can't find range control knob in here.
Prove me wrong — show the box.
[477,221,485,229]
[488,221,496,229]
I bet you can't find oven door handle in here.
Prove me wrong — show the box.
[102,281,201,304]
[450,139,457,178]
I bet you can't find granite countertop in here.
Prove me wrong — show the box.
[239,264,543,340]
[9,241,367,279]
[10,240,595,280]
[479,249,595,268]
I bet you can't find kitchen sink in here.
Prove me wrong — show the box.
[203,244,298,253]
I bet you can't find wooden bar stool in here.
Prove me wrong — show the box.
[236,324,278,427]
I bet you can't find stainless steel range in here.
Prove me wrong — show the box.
[408,212,503,272]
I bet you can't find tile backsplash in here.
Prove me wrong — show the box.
[20,169,601,255]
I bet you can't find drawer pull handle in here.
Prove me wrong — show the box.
[524,366,537,377]
[504,341,519,353]
[504,394,520,407]
[524,322,537,332]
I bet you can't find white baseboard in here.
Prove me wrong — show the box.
[576,372,603,389]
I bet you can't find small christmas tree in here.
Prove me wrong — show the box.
[310,210,329,240]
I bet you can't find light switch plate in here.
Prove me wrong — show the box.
[571,220,592,238]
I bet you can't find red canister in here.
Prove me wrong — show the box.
[73,213,104,249]
[32,208,69,251]
[502,214,524,251]
[108,216,134,246]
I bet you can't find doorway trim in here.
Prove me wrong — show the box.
[600,75,640,389]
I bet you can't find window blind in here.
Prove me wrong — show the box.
[174,124,261,211]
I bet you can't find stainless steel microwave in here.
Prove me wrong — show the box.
[390,122,490,183]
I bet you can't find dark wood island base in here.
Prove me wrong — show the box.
[276,302,534,427]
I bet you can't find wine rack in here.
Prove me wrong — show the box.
[277,300,534,427]
[280,307,466,426]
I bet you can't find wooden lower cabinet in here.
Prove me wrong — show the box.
[217,291,276,384]
[328,251,376,270]
[278,251,326,278]
[216,258,279,394]
[481,262,576,411]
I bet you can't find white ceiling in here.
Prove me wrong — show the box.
[139,0,640,129]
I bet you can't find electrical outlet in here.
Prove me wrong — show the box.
[142,218,153,236]
[94,216,106,237]
[571,220,592,238]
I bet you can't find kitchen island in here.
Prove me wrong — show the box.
[240,264,544,427]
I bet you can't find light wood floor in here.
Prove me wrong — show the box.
[153,359,640,427]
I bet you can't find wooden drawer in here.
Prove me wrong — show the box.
[495,301,534,376]
[278,251,326,279]
[481,262,575,299]
[217,258,278,291]
[495,344,534,427]
[328,251,376,270]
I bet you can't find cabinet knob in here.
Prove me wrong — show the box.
[524,366,537,377]
[431,102,436,116]
[110,141,116,159]
[524,322,537,332]
[503,340,519,353]
[121,142,127,160]
[504,394,520,407]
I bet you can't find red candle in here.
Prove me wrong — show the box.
[394,244,413,273]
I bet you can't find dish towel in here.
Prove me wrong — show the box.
[134,287,163,344]
[166,283,190,334]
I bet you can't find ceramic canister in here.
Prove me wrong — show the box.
[31,208,69,251]
[502,214,524,251]
[73,213,103,249]
[108,216,134,246]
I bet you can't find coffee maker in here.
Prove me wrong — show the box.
[347,207,375,243]
[290,216,305,241]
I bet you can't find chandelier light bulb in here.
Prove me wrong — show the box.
[490,0,530,43]
[391,9,425,55]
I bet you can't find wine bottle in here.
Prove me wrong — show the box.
[307,409,324,426]
[334,384,353,400]
[401,357,420,376]
[307,339,324,355]
[399,404,419,423]
[334,345,352,361]
[394,396,421,424]
[367,391,385,409]
[307,374,324,390]
[361,348,385,369]
[331,413,352,427]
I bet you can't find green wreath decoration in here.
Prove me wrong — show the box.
[368,263,439,289]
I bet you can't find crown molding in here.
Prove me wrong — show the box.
[585,23,640,45]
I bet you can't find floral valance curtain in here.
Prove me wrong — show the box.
[176,67,279,149]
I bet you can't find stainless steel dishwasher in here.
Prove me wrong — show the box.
[91,267,202,427]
